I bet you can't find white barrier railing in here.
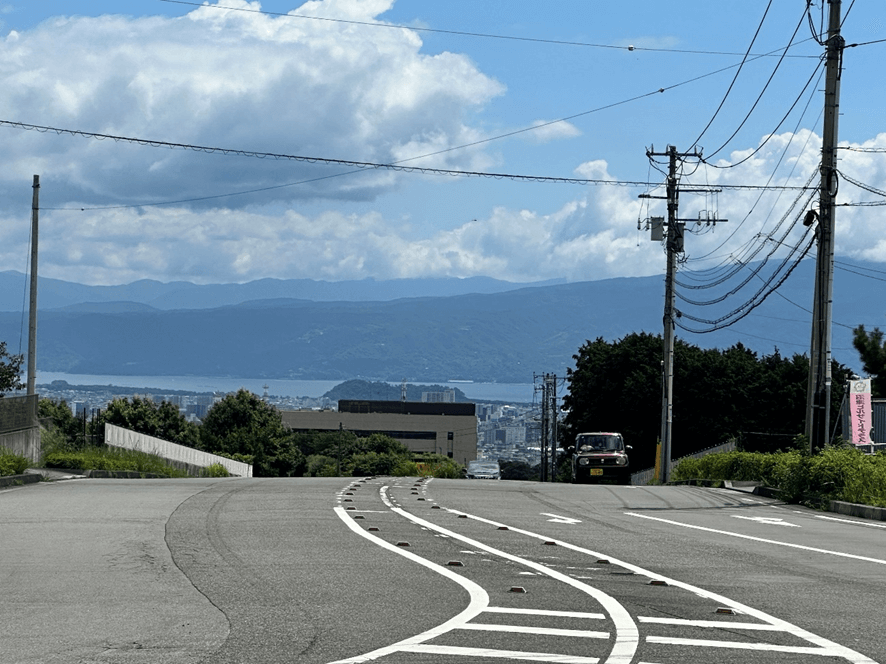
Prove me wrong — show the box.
[105,424,252,477]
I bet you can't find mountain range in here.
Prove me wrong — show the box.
[0,259,880,383]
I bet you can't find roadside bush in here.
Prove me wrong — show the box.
[0,448,30,476]
[672,447,886,507]
[202,463,230,478]
[42,445,188,477]
[305,454,339,477]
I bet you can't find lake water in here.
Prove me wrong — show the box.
[36,372,537,404]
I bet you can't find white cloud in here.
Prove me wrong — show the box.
[3,128,885,286]
[0,0,504,206]
[522,120,582,144]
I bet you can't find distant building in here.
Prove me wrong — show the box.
[281,400,478,466]
[422,390,456,403]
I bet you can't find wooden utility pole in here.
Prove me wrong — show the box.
[27,175,39,396]
[806,0,843,452]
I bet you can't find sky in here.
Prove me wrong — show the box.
[0,0,885,296]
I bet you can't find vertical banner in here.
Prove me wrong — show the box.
[849,379,872,446]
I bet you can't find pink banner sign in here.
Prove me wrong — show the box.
[849,379,872,446]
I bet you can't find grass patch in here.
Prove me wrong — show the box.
[672,447,886,508]
[42,445,190,478]
[0,448,31,476]
[202,462,230,478]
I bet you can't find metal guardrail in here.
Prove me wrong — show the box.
[0,395,37,434]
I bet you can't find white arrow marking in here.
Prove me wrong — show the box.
[732,515,800,527]
[540,513,582,525]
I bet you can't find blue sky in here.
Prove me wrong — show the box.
[0,0,884,290]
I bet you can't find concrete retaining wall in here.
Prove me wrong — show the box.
[0,428,41,463]
[105,424,252,477]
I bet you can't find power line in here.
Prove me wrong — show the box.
[701,4,810,162]
[689,0,772,149]
[1,120,812,212]
[158,0,819,58]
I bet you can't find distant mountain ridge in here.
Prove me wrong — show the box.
[0,271,566,311]
[0,259,878,382]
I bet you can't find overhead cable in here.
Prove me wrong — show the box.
[158,0,819,58]
[689,0,772,150]
[702,4,810,162]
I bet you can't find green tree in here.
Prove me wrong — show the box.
[563,333,850,471]
[200,389,299,477]
[38,398,85,448]
[92,396,200,449]
[853,325,886,396]
[0,341,23,395]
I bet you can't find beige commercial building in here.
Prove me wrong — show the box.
[281,400,478,466]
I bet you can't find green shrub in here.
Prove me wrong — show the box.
[202,463,230,478]
[0,448,30,476]
[671,447,886,507]
[41,445,188,477]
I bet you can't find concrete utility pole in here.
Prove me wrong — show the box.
[545,374,558,482]
[27,175,39,396]
[641,147,717,483]
[805,0,843,453]
[537,375,549,482]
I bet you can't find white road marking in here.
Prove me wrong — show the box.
[541,512,583,524]
[334,481,878,664]
[458,623,609,639]
[731,515,800,527]
[487,607,606,620]
[648,635,841,655]
[400,644,601,663]
[393,502,640,664]
[816,514,886,529]
[638,617,785,631]
[329,506,489,664]
[626,511,886,566]
[443,508,877,663]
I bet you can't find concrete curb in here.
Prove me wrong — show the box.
[0,473,42,489]
[829,500,886,522]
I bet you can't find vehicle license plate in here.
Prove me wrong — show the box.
[590,468,604,476]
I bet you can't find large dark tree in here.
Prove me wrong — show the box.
[200,389,300,477]
[563,333,850,471]
[92,396,200,449]
[0,341,23,395]
[38,398,87,447]
[853,325,886,396]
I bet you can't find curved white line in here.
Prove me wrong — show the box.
[329,504,489,664]
[440,508,876,664]
[388,498,639,664]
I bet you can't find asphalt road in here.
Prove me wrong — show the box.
[1,476,883,663]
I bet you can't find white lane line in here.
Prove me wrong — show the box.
[458,623,609,639]
[391,502,640,664]
[328,505,489,664]
[638,617,785,631]
[625,511,886,566]
[447,509,876,663]
[647,635,837,655]
[815,514,886,529]
[400,644,600,663]
[487,607,606,620]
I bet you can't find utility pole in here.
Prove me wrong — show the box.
[535,373,559,481]
[806,0,843,453]
[537,375,549,482]
[641,147,718,483]
[27,175,39,396]
[545,374,558,482]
